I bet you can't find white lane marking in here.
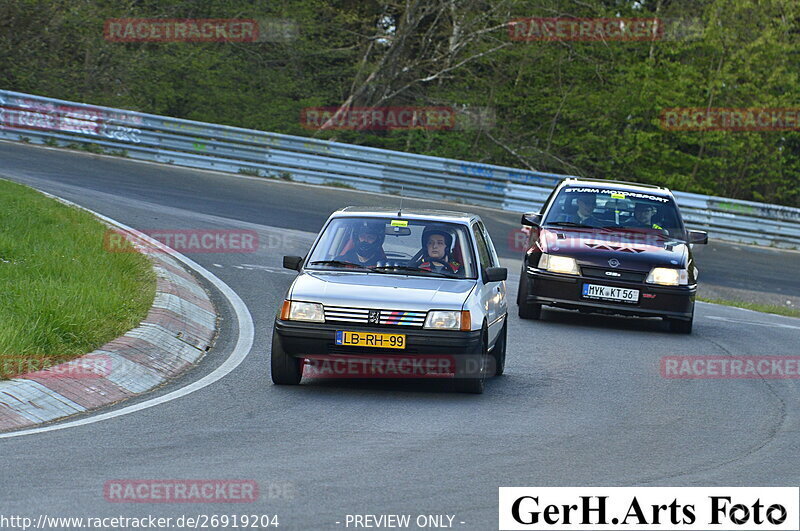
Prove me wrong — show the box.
[240,263,296,274]
[705,315,800,330]
[0,194,255,439]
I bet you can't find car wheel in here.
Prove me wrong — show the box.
[270,332,303,384]
[492,319,507,376]
[518,302,542,320]
[517,272,542,320]
[668,316,693,334]
[455,327,487,394]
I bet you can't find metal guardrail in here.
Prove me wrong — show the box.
[1,89,799,249]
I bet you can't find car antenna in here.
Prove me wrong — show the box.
[398,185,404,216]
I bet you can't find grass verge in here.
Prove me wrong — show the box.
[698,297,800,319]
[0,179,156,378]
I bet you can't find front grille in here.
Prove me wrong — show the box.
[327,345,420,356]
[323,306,427,327]
[581,267,646,283]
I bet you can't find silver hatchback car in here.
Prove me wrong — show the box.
[271,207,508,393]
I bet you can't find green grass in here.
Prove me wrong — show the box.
[323,180,355,189]
[0,179,156,378]
[237,167,261,177]
[698,297,800,319]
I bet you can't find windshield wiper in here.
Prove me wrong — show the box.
[546,221,594,228]
[370,265,456,278]
[603,226,669,237]
[308,260,371,270]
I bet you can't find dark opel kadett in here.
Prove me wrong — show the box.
[517,179,708,333]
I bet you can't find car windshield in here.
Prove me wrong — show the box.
[543,186,686,238]
[306,217,477,279]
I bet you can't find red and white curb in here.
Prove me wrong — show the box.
[0,251,217,432]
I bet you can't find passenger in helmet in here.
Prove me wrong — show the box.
[339,221,386,266]
[414,225,463,276]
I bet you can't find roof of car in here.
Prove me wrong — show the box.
[561,178,673,197]
[332,207,478,224]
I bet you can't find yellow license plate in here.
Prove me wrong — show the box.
[335,331,406,349]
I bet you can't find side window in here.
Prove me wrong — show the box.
[477,222,499,267]
[472,224,491,270]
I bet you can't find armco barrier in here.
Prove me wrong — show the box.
[1,90,799,249]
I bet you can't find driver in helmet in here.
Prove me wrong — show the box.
[624,202,667,233]
[339,221,386,266]
[415,225,463,276]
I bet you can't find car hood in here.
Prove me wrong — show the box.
[289,270,476,311]
[539,228,688,271]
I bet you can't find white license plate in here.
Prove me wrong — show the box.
[582,283,639,303]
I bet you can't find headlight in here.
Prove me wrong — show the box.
[646,267,689,286]
[285,301,325,322]
[425,310,471,331]
[538,253,580,275]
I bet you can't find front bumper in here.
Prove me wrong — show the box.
[522,268,695,319]
[273,320,486,378]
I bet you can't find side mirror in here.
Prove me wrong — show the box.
[484,267,507,283]
[283,255,304,271]
[521,212,543,227]
[687,230,708,244]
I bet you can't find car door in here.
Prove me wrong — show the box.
[471,222,502,345]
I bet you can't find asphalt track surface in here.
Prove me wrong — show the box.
[1,141,799,529]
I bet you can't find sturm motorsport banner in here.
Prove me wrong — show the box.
[499,487,799,531]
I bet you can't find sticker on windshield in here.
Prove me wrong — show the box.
[565,187,670,202]
[390,220,408,227]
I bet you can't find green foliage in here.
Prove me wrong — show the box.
[238,167,261,177]
[1,0,797,205]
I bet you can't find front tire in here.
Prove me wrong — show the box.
[668,316,693,334]
[491,320,507,376]
[517,271,542,320]
[455,328,487,394]
[271,332,303,384]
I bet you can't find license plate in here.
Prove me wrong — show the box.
[582,283,639,303]
[335,331,406,349]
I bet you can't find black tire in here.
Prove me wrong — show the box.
[668,316,693,334]
[491,320,507,376]
[455,328,487,394]
[516,264,526,305]
[270,332,303,385]
[517,271,542,320]
[667,302,694,334]
[518,301,542,320]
